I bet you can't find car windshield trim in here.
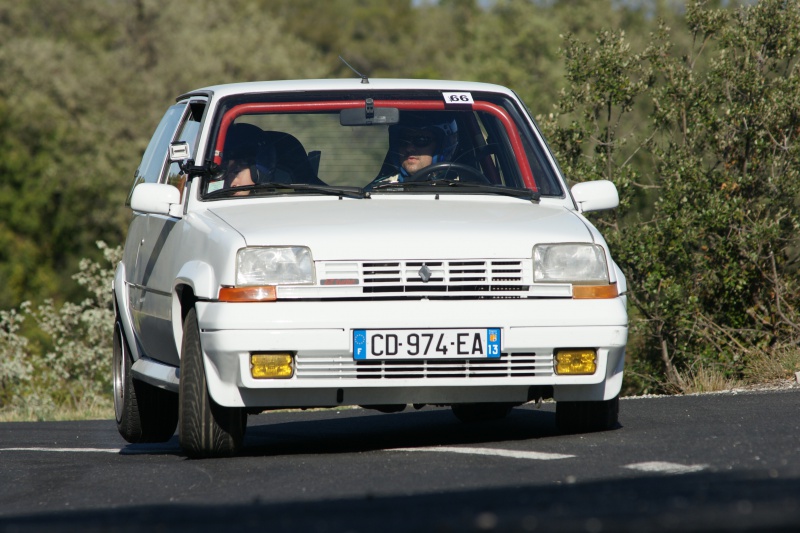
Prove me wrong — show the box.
[210,99,538,192]
[204,182,368,199]
[368,179,541,201]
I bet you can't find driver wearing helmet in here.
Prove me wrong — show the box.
[208,123,277,195]
[376,113,459,184]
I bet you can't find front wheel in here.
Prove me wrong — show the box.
[555,395,619,434]
[178,307,245,458]
[113,319,178,443]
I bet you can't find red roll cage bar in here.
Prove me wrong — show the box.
[212,99,537,191]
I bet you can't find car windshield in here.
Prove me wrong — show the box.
[201,95,564,199]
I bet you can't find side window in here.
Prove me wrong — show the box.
[126,103,187,205]
[165,101,206,193]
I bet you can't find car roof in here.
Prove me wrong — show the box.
[179,78,518,101]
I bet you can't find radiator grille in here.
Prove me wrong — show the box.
[318,259,529,298]
[294,352,553,379]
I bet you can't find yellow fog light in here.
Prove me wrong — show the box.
[250,353,294,379]
[554,349,597,375]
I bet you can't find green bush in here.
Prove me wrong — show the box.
[0,242,120,419]
[541,0,800,393]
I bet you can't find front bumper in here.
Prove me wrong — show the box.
[195,298,628,408]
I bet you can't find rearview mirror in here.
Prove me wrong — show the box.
[340,106,399,126]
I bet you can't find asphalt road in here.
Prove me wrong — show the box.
[1,389,799,532]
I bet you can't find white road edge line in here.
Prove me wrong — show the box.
[623,461,708,474]
[0,447,121,453]
[388,446,574,461]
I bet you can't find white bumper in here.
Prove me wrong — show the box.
[195,298,628,408]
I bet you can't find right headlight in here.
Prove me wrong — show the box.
[236,246,314,286]
[533,243,609,284]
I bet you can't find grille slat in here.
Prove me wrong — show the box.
[295,353,552,379]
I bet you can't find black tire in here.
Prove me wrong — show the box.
[451,403,514,423]
[556,395,619,434]
[113,319,178,443]
[179,307,245,458]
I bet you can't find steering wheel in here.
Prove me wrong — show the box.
[407,162,490,184]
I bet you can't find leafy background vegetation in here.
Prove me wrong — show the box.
[1,0,798,420]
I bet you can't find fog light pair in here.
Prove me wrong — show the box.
[554,349,597,375]
[250,353,293,379]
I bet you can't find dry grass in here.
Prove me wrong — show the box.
[743,345,800,384]
[0,399,114,422]
[675,345,800,395]
[677,365,740,394]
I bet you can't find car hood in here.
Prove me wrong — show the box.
[205,195,592,261]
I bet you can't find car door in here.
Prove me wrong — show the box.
[125,99,205,366]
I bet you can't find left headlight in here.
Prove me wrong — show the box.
[533,243,609,284]
[236,246,314,286]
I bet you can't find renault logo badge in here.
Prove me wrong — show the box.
[418,264,432,283]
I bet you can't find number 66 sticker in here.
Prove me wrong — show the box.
[443,92,474,105]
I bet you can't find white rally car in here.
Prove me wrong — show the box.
[113,78,627,457]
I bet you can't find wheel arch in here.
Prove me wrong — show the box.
[113,261,141,362]
[171,260,218,359]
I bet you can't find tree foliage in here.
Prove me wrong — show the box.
[542,0,800,392]
[1,0,797,409]
[0,0,676,310]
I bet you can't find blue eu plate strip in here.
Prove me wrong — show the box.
[353,329,367,360]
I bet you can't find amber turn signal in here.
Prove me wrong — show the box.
[572,283,618,299]
[218,286,277,302]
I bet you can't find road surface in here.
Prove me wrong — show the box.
[1,389,799,532]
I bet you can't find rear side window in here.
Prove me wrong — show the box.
[126,103,186,205]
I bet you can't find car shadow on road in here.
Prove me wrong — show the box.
[239,405,563,457]
[119,404,575,458]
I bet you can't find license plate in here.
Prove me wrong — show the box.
[353,328,501,360]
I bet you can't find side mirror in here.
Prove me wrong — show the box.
[571,180,619,213]
[130,183,182,217]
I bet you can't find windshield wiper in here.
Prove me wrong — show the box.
[370,179,540,201]
[205,182,367,199]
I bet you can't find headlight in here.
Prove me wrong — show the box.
[533,243,609,284]
[236,246,314,286]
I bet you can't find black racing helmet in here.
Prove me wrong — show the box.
[222,123,276,184]
[388,112,459,173]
